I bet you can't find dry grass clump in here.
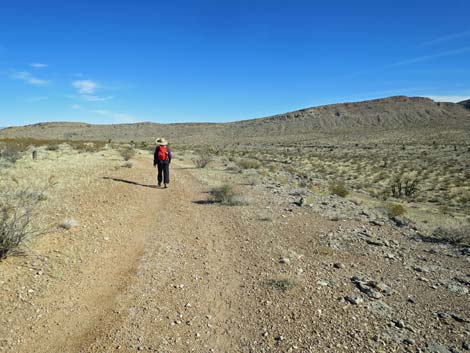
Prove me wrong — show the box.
[194,157,211,168]
[0,188,43,260]
[431,226,470,247]
[209,184,249,206]
[237,159,261,170]
[267,278,297,291]
[46,144,60,151]
[0,143,24,163]
[329,180,348,197]
[119,146,136,161]
[384,202,406,218]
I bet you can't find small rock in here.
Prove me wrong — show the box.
[412,265,429,273]
[394,319,405,329]
[427,341,452,353]
[365,239,384,246]
[403,338,415,345]
[279,258,291,265]
[275,335,285,341]
[333,262,345,269]
[447,284,469,295]
[345,296,363,305]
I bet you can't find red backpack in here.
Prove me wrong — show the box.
[157,145,169,161]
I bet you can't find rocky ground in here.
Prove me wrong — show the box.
[0,148,469,353]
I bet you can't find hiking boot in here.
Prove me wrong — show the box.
[158,182,161,187]
[164,184,168,188]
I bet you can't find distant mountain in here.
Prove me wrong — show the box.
[1,96,470,145]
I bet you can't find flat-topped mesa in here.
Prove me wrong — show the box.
[1,95,470,144]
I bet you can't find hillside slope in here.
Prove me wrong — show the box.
[2,96,470,144]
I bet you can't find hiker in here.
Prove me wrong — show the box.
[153,138,172,188]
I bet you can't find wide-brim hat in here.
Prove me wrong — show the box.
[155,137,168,145]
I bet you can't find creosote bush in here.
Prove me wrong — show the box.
[389,176,419,198]
[0,188,43,260]
[209,184,249,206]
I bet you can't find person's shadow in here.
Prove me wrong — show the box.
[102,177,156,189]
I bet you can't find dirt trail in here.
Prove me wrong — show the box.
[82,161,246,352]
[4,157,248,353]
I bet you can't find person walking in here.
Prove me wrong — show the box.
[153,137,172,188]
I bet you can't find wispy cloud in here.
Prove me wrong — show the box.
[29,63,48,68]
[384,47,470,69]
[82,95,113,102]
[28,96,49,102]
[71,79,113,102]
[348,47,470,78]
[425,95,469,103]
[71,104,138,123]
[72,80,98,94]
[12,71,49,85]
[420,30,470,47]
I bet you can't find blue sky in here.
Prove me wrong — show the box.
[0,0,469,126]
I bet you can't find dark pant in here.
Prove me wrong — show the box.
[157,162,170,185]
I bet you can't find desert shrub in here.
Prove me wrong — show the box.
[267,278,297,291]
[0,143,24,163]
[194,157,211,168]
[237,159,261,170]
[384,202,406,218]
[0,188,43,260]
[431,226,470,247]
[46,144,59,151]
[119,147,136,161]
[329,180,348,197]
[209,184,248,206]
[389,176,419,198]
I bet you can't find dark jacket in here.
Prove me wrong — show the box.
[153,146,172,166]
